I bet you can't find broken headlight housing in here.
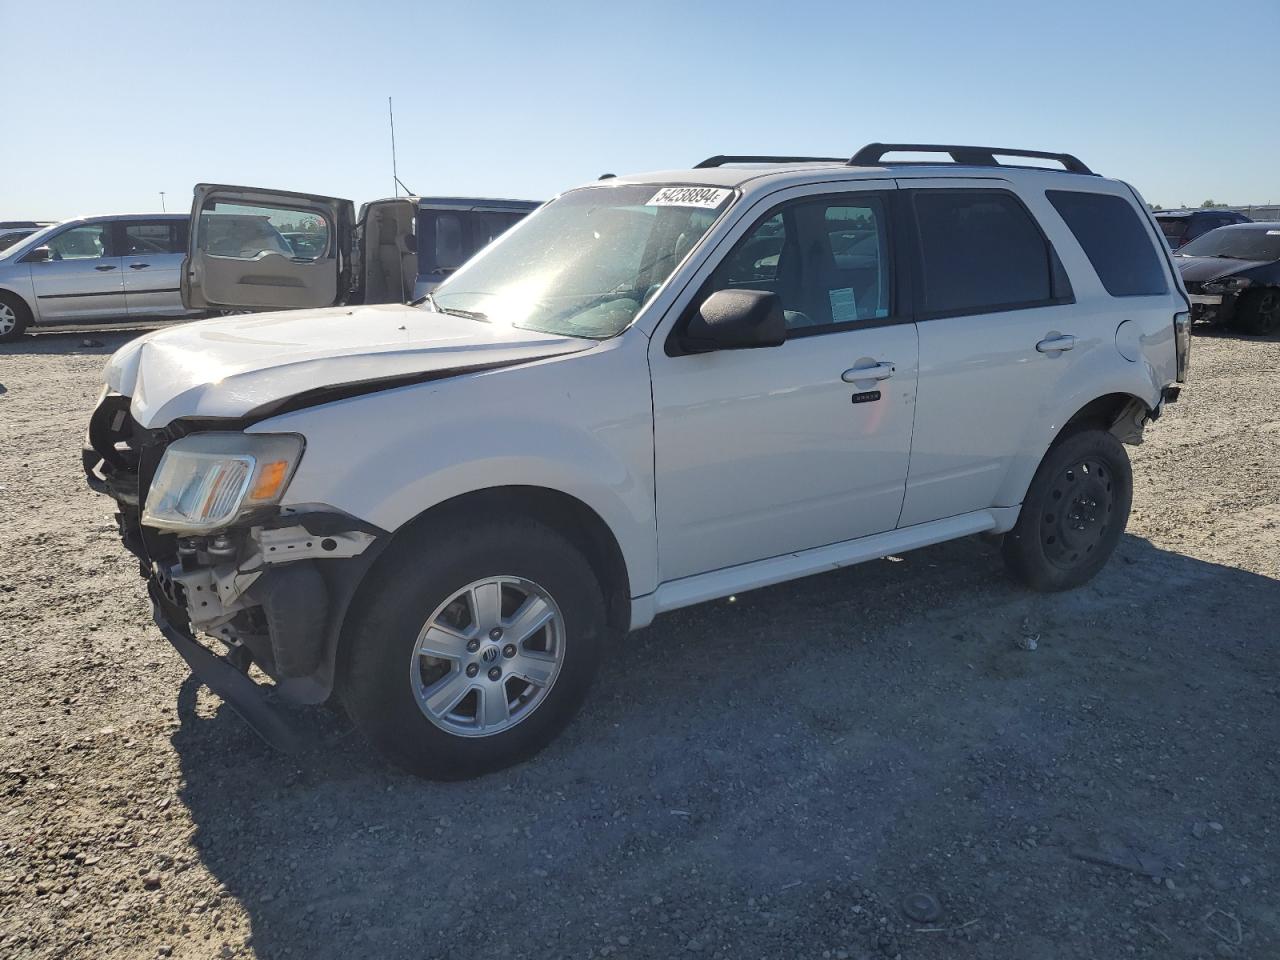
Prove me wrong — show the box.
[1201,275,1252,295]
[142,433,304,533]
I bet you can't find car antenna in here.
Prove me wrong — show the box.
[388,96,401,199]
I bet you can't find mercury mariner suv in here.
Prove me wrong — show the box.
[84,143,1191,779]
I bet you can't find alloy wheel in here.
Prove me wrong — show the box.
[410,576,565,737]
[0,303,16,336]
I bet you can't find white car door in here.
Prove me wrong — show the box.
[649,184,920,582]
[121,218,190,317]
[27,222,125,321]
[895,179,1091,526]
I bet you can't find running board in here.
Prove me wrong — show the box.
[630,507,1018,629]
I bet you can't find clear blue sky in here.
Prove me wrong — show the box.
[3,0,1277,220]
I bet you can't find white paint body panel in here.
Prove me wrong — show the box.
[651,325,919,580]
[103,304,594,429]
[250,333,661,597]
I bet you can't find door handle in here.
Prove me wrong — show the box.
[129,263,150,269]
[1036,334,1076,353]
[842,362,895,382]
[94,264,117,272]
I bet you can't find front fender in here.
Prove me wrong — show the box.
[247,337,659,596]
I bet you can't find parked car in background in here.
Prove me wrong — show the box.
[0,227,44,253]
[1155,208,1251,250]
[182,186,539,314]
[0,214,200,341]
[1175,222,1280,334]
[86,143,1188,778]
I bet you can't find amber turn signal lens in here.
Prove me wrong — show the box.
[250,460,290,502]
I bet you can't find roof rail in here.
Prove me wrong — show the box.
[848,143,1094,175]
[694,155,845,169]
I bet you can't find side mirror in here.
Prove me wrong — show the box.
[24,246,53,263]
[681,289,786,352]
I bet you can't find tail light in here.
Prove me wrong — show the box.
[1174,310,1190,383]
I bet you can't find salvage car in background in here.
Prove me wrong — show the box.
[182,185,539,314]
[1175,222,1280,334]
[0,226,50,253]
[0,214,200,341]
[1155,208,1250,250]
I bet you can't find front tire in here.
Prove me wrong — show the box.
[340,517,606,779]
[0,292,31,342]
[1235,288,1280,336]
[1002,428,1133,592]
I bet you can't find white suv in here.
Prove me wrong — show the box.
[84,143,1190,778]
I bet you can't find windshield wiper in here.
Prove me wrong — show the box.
[410,292,488,321]
[435,303,489,322]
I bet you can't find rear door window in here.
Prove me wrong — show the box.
[911,190,1063,317]
[419,209,529,275]
[1158,218,1188,243]
[123,221,185,255]
[1047,191,1168,297]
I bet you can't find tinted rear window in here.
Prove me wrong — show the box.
[1157,217,1188,240]
[913,190,1058,315]
[1049,191,1168,297]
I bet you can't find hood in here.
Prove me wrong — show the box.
[105,303,595,428]
[1174,255,1262,284]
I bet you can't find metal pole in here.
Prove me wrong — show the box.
[159,191,166,212]
[389,97,399,199]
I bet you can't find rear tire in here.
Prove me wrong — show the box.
[1235,288,1280,336]
[340,516,606,779]
[0,292,31,342]
[1002,428,1133,592]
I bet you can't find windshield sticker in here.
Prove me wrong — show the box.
[829,287,858,323]
[647,187,732,209]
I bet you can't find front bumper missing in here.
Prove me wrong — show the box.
[1187,292,1237,325]
[150,593,306,753]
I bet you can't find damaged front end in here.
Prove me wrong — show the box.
[84,391,386,737]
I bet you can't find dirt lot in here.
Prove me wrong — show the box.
[1,326,1277,960]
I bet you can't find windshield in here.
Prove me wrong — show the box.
[1178,226,1280,262]
[429,183,735,339]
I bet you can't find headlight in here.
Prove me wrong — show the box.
[1201,275,1253,295]
[142,433,304,533]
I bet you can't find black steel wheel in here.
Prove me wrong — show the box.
[1003,428,1133,591]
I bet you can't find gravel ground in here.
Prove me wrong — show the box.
[1,326,1277,960]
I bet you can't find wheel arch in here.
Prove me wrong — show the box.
[994,390,1151,512]
[0,285,35,317]
[338,485,633,667]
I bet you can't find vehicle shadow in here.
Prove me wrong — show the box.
[0,322,180,357]
[171,533,1280,960]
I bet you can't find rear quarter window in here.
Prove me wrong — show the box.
[1049,191,1168,297]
